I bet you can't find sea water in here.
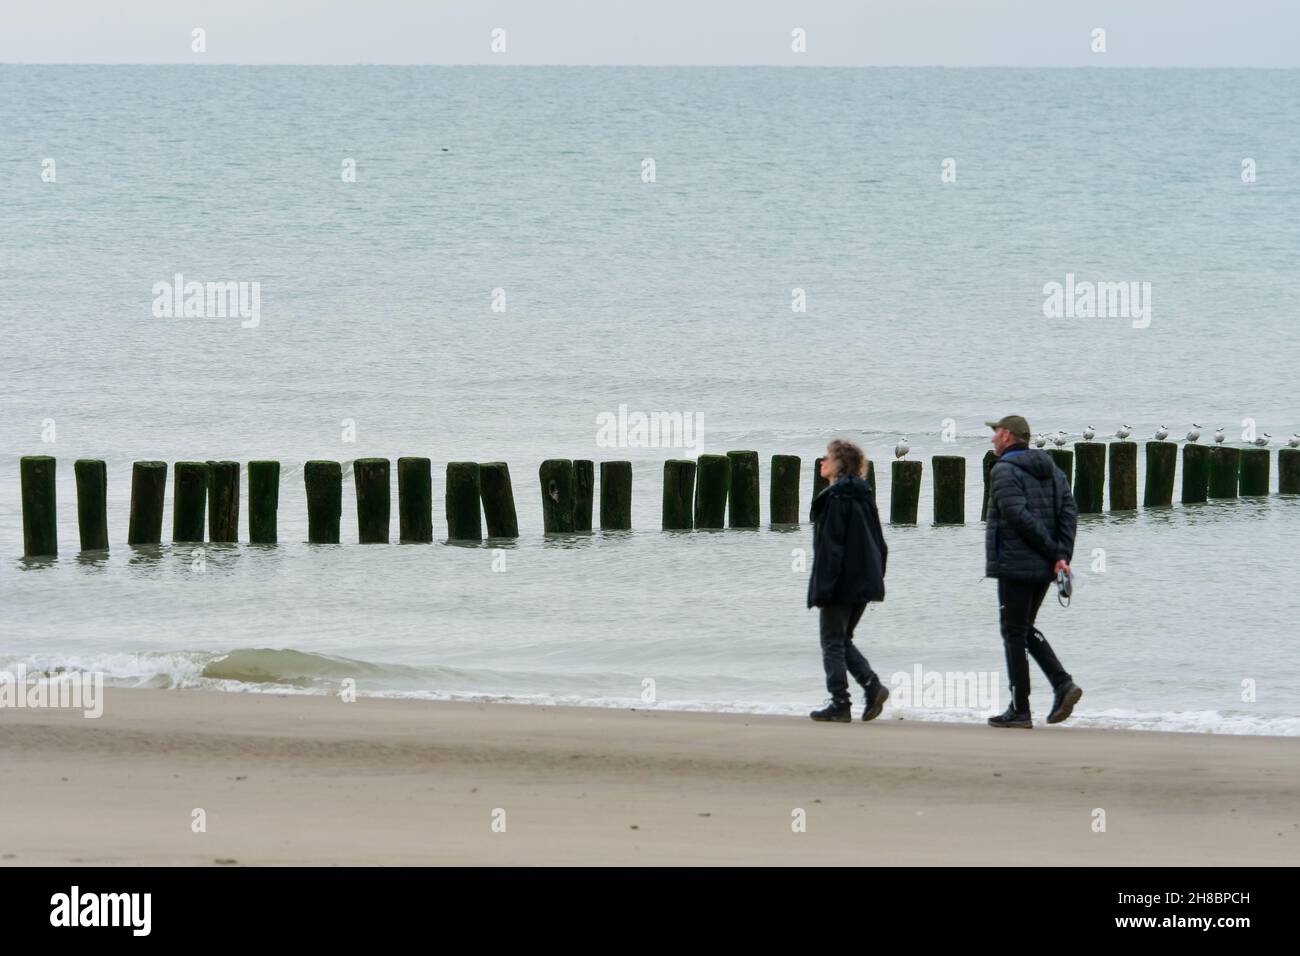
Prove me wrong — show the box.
[2,66,1297,734]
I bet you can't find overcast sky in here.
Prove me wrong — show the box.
[1,0,1296,67]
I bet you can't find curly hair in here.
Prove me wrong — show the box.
[825,439,867,479]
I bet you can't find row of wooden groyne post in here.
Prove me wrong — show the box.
[16,444,1300,557]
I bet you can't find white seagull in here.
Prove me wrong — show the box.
[1254,433,1271,447]
[1154,425,1169,441]
[1083,425,1096,441]
[1288,434,1300,449]
[1214,427,1225,444]
[1053,431,1068,447]
[1186,424,1201,443]
[1034,433,1048,448]
[894,437,910,460]
[1116,424,1132,440]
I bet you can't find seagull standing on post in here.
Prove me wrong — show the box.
[1083,425,1096,441]
[1116,425,1132,440]
[894,436,909,460]
[1186,424,1201,443]
[1254,434,1271,447]
[1214,427,1225,444]
[1154,425,1169,441]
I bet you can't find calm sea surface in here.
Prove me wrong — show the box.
[2,67,1298,733]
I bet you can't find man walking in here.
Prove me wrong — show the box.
[984,415,1083,728]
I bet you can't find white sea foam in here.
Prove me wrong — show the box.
[4,651,1296,737]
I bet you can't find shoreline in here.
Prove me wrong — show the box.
[2,687,1297,865]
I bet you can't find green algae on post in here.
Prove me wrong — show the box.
[599,461,632,531]
[478,462,518,539]
[207,460,240,543]
[538,459,575,534]
[397,457,432,543]
[173,461,209,543]
[446,461,483,541]
[20,455,57,557]
[247,461,280,543]
[931,455,965,525]
[304,460,342,544]
[74,458,109,551]
[662,459,696,531]
[769,455,800,525]
[693,454,729,530]
[128,461,167,545]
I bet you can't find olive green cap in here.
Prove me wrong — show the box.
[985,415,1031,440]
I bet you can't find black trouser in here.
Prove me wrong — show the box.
[819,603,877,704]
[997,578,1071,714]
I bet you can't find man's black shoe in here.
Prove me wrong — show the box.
[1047,681,1083,724]
[810,700,852,722]
[988,706,1032,729]
[861,680,890,722]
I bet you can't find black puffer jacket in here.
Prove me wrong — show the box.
[807,476,887,608]
[985,448,1077,583]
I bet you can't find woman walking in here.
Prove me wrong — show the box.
[807,439,890,723]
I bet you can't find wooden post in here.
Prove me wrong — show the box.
[931,455,965,525]
[1239,448,1270,496]
[980,450,997,521]
[662,460,696,530]
[727,450,760,528]
[539,459,575,533]
[446,462,483,541]
[599,461,632,530]
[1108,442,1138,512]
[1073,443,1105,514]
[397,456,432,543]
[694,454,730,529]
[890,459,922,525]
[353,458,390,543]
[74,459,109,551]
[479,462,518,538]
[304,461,342,544]
[1142,441,1177,507]
[1181,444,1209,504]
[770,455,800,524]
[1208,446,1240,499]
[207,460,240,543]
[573,459,595,532]
[173,461,209,543]
[128,461,167,545]
[247,461,279,543]
[20,456,57,557]
[1280,449,1300,494]
[1046,449,1074,489]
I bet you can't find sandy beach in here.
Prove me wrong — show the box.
[0,689,1295,866]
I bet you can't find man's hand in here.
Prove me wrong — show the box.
[1054,560,1070,575]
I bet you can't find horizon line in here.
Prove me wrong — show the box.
[2,62,1296,69]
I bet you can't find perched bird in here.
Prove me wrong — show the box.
[1254,434,1271,447]
[1186,424,1201,443]
[1083,425,1096,441]
[1053,431,1068,448]
[894,437,910,460]
[1034,433,1048,448]
[1288,434,1300,449]
[1154,425,1169,441]
[1214,427,1225,444]
[1116,424,1132,440]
